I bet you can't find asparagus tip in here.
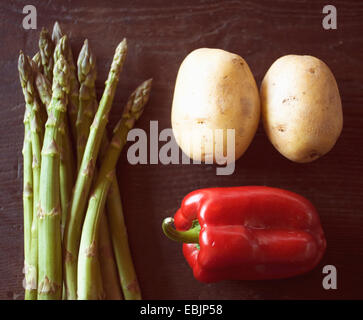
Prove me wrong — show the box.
[78,39,90,63]
[116,38,128,55]
[53,54,71,94]
[18,51,30,74]
[54,35,69,62]
[52,21,64,44]
[77,38,96,83]
[119,78,153,130]
[40,27,47,36]
[18,51,25,67]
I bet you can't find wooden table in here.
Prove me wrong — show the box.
[1,0,362,299]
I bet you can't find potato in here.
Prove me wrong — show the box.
[171,48,260,163]
[260,55,343,163]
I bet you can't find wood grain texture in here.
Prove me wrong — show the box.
[0,0,362,299]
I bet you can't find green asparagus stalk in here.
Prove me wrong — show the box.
[53,36,76,238]
[76,39,97,168]
[18,53,45,300]
[52,21,63,44]
[38,55,70,300]
[22,108,33,299]
[99,214,123,300]
[63,39,127,300]
[77,79,152,300]
[39,28,54,84]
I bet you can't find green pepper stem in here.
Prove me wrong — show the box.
[162,217,200,244]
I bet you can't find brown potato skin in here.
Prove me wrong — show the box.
[260,55,343,163]
[172,48,260,162]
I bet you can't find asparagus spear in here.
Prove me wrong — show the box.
[38,55,70,300]
[76,39,97,168]
[53,36,76,238]
[52,21,63,44]
[77,79,152,300]
[22,108,33,299]
[39,28,54,84]
[18,53,45,300]
[63,39,127,300]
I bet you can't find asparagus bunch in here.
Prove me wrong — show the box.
[63,39,127,299]
[19,21,150,300]
[76,40,122,300]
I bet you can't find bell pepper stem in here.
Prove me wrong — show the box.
[162,217,200,244]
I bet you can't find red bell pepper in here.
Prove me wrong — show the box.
[162,186,326,283]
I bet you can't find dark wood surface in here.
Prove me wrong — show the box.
[0,0,362,299]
